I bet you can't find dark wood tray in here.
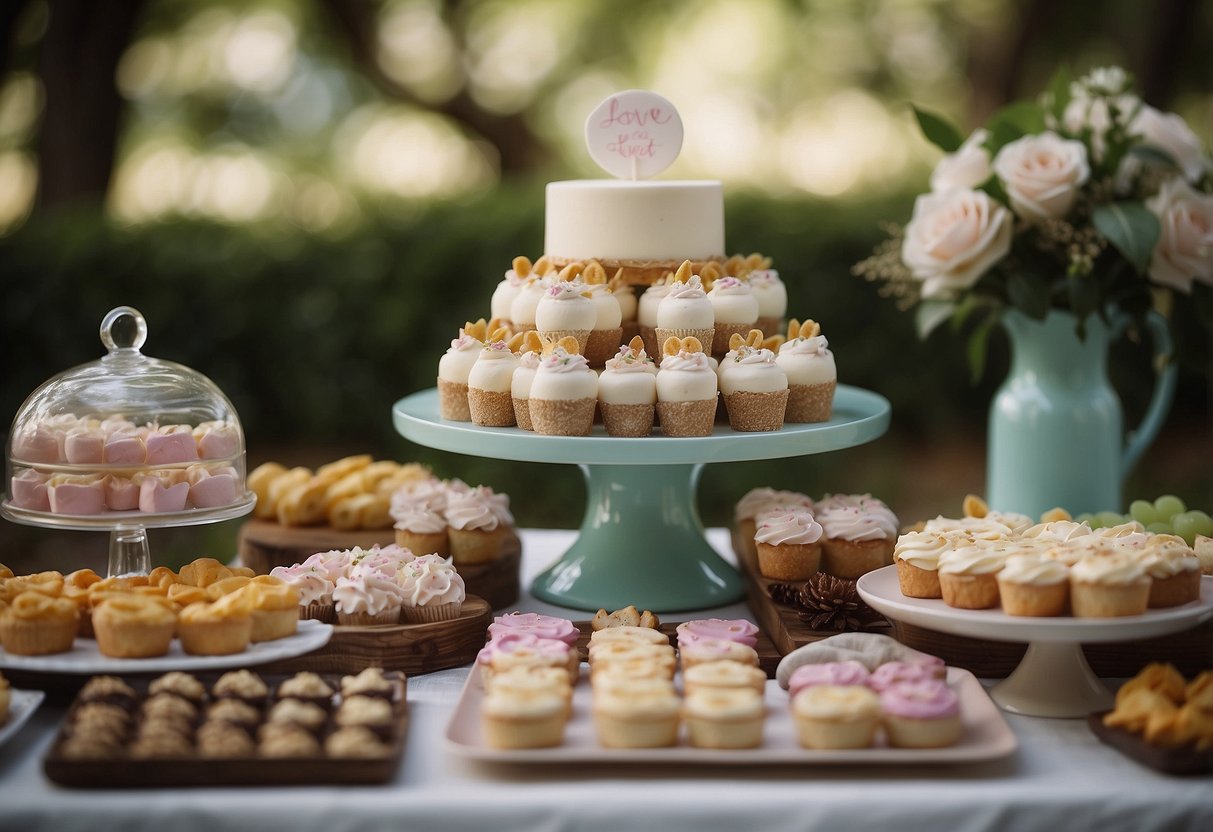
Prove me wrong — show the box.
[43,672,408,787]
[238,520,521,609]
[1087,712,1213,776]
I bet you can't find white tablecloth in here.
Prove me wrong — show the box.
[0,529,1209,832]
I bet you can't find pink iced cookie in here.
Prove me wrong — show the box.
[145,428,199,465]
[675,618,760,648]
[10,469,51,511]
[867,660,948,693]
[64,430,105,465]
[48,480,106,515]
[788,660,872,699]
[488,612,579,646]
[139,476,190,513]
[879,679,959,720]
[104,476,140,511]
[104,433,146,465]
[13,427,63,464]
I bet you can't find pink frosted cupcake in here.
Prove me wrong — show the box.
[269,563,336,623]
[445,485,514,565]
[476,632,578,685]
[675,618,759,648]
[879,680,963,748]
[866,660,947,693]
[679,637,760,671]
[488,612,579,647]
[787,660,871,699]
[397,554,465,623]
[332,573,403,626]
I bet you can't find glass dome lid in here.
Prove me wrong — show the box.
[4,306,252,528]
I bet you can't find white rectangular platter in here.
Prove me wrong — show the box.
[445,664,1018,765]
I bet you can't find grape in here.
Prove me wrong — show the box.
[1145,521,1173,535]
[1075,513,1095,525]
[1172,513,1200,545]
[1153,495,1187,521]
[1097,511,1126,528]
[1185,510,1213,538]
[1129,500,1158,526]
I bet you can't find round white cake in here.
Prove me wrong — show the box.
[544,180,724,265]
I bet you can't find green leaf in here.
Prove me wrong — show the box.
[990,100,1047,134]
[1092,202,1161,275]
[950,294,983,332]
[911,105,963,152]
[975,175,1010,206]
[1067,273,1100,322]
[915,300,955,340]
[983,119,1026,157]
[1127,144,1180,171]
[1007,271,1050,319]
[967,318,996,384]
[1044,66,1073,125]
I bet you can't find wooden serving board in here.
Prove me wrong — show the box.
[572,620,782,679]
[238,520,521,609]
[1087,712,1213,776]
[259,596,492,676]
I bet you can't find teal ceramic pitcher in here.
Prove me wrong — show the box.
[986,309,1176,518]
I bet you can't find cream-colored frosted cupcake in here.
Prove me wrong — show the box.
[436,321,486,421]
[445,486,512,565]
[587,625,670,648]
[581,261,624,366]
[393,505,448,559]
[816,497,900,579]
[597,336,658,437]
[588,641,677,679]
[679,637,760,671]
[467,329,522,427]
[490,256,533,327]
[508,265,552,333]
[528,340,598,436]
[482,687,568,749]
[683,660,767,695]
[654,262,716,356]
[776,319,836,423]
[684,687,765,749]
[893,531,955,599]
[332,573,403,627]
[791,684,881,750]
[92,594,176,658]
[1021,520,1095,543]
[655,336,718,437]
[707,275,759,354]
[486,665,573,713]
[734,488,814,568]
[177,592,253,656]
[592,679,681,748]
[719,333,789,432]
[754,509,823,580]
[0,591,78,656]
[747,263,787,337]
[921,515,1014,542]
[637,279,671,361]
[535,269,596,353]
[938,545,1006,610]
[996,554,1070,617]
[1070,552,1151,618]
[612,271,639,344]
[1140,536,1202,608]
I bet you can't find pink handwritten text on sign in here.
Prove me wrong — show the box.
[585,90,683,179]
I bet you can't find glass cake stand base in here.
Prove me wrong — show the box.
[393,386,891,612]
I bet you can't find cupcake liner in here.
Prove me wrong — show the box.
[653,327,715,363]
[712,321,755,355]
[337,607,402,627]
[756,541,821,581]
[655,399,716,437]
[436,378,471,421]
[895,559,942,599]
[1070,579,1150,618]
[300,601,335,624]
[997,579,1068,617]
[786,381,835,423]
[400,601,462,624]
[537,328,591,353]
[724,389,788,432]
[530,397,596,436]
[512,397,534,431]
[468,388,516,427]
[395,528,449,557]
[599,402,655,437]
[585,327,624,367]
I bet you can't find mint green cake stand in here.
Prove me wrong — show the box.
[392,386,890,612]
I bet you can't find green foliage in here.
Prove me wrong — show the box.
[911,106,963,152]
[1093,202,1161,275]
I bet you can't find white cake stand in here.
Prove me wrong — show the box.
[393,385,890,612]
[857,566,1213,718]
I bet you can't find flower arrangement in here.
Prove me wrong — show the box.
[854,67,1212,377]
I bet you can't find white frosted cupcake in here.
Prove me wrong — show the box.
[510,331,543,431]
[655,336,718,437]
[683,660,767,695]
[598,336,658,437]
[816,497,900,579]
[654,262,715,360]
[1021,520,1094,543]
[707,275,759,354]
[467,330,522,427]
[482,687,568,749]
[683,687,765,749]
[637,278,671,361]
[333,573,403,626]
[581,261,624,366]
[397,554,465,623]
[718,336,788,432]
[1140,535,1201,608]
[937,545,1007,610]
[490,256,533,327]
[792,684,881,750]
[921,516,1015,542]
[612,270,639,344]
[528,340,598,436]
[734,488,813,566]
[508,262,553,332]
[592,680,681,748]
[754,509,823,580]
[436,322,486,422]
[746,263,787,335]
[445,485,513,565]
[893,531,956,599]
[1070,552,1151,618]
[996,553,1070,616]
[535,270,596,353]
[776,319,836,423]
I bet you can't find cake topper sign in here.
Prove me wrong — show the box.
[585,90,683,180]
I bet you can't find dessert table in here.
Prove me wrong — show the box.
[0,529,1209,832]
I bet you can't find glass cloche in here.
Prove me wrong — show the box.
[3,306,255,575]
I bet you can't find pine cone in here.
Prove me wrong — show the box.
[795,574,885,632]
[767,582,802,606]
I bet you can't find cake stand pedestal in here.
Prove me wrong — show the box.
[2,496,256,577]
[858,566,1213,718]
[393,385,890,612]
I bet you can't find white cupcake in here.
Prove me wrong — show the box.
[580,261,624,366]
[776,319,836,423]
[467,331,522,427]
[436,322,486,422]
[655,336,718,437]
[654,262,715,361]
[535,267,596,353]
[707,275,760,354]
[528,340,598,436]
[637,279,671,361]
[597,336,658,437]
[718,338,788,432]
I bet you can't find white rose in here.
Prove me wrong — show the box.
[930,129,992,192]
[1061,93,1139,162]
[1145,178,1213,293]
[993,132,1090,222]
[901,189,1013,299]
[1130,105,1208,183]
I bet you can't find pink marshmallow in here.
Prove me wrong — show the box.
[197,426,240,460]
[104,476,140,511]
[139,477,190,513]
[188,472,238,508]
[48,481,106,515]
[13,427,63,464]
[104,433,147,465]
[64,430,105,465]
[10,470,51,511]
[145,430,199,465]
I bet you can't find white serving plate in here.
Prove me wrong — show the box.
[0,619,331,674]
[445,664,1017,765]
[0,688,46,746]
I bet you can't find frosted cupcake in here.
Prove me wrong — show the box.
[777,319,836,423]
[1021,520,1094,543]
[746,260,787,335]
[787,660,872,699]
[675,618,759,648]
[593,681,681,749]
[1070,552,1151,618]
[580,261,624,366]
[937,544,1006,609]
[467,329,522,427]
[684,660,767,695]
[269,562,336,622]
[719,332,788,432]
[655,336,718,437]
[754,509,823,580]
[817,499,900,579]
[397,554,465,623]
[392,504,448,558]
[535,268,596,353]
[597,336,658,437]
[707,273,759,355]
[510,331,544,431]
[332,573,403,626]
[1140,536,1201,608]
[893,531,955,599]
[734,488,814,566]
[996,553,1070,616]
[922,515,1014,543]
[792,684,881,750]
[866,660,947,693]
[654,262,716,360]
[488,612,579,647]
[683,687,765,749]
[637,278,671,360]
[879,680,963,748]
[482,687,568,750]
[507,258,553,332]
[612,269,639,344]
[445,485,513,564]
[528,340,598,436]
[490,256,534,327]
[679,637,760,671]
[436,320,487,421]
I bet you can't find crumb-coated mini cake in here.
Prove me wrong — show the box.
[707,275,759,355]
[755,509,823,581]
[996,554,1070,617]
[0,591,78,656]
[655,336,717,437]
[718,332,788,432]
[510,331,544,431]
[747,261,787,335]
[591,679,681,749]
[536,268,596,353]
[597,336,658,437]
[177,591,253,655]
[468,329,524,428]
[776,319,836,423]
[791,684,881,750]
[437,321,488,422]
[683,660,767,695]
[678,637,760,671]
[637,279,671,359]
[787,660,871,699]
[683,687,765,749]
[528,340,598,436]
[879,680,963,748]
[1070,552,1151,618]
[482,687,568,750]
[580,261,625,366]
[654,262,715,356]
